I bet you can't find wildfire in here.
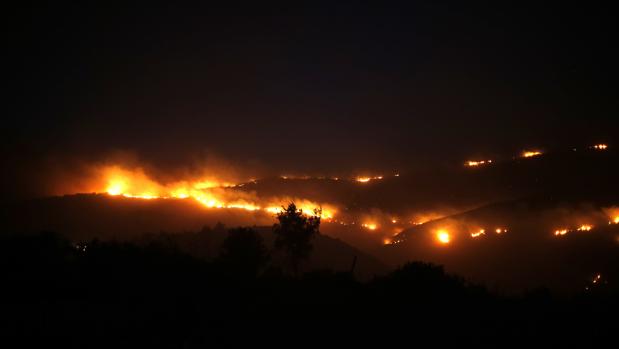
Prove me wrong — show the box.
[465,160,492,167]
[521,151,542,158]
[89,165,337,219]
[471,229,486,238]
[554,229,568,236]
[436,230,451,244]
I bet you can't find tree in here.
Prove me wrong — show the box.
[219,227,269,278]
[272,203,321,276]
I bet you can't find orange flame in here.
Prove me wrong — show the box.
[577,224,593,232]
[465,160,492,167]
[521,150,542,158]
[471,229,486,238]
[436,230,451,244]
[88,165,337,219]
[355,175,383,183]
[362,223,378,231]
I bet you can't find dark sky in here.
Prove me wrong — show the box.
[4,2,618,191]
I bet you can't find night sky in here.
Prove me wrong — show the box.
[4,2,618,198]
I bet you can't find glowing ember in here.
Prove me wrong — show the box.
[521,151,542,158]
[592,274,602,284]
[592,144,608,150]
[471,229,486,238]
[465,160,492,167]
[436,230,451,244]
[391,219,398,224]
[383,238,392,245]
[554,229,568,236]
[495,228,507,234]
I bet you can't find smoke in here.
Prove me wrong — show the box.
[37,150,266,197]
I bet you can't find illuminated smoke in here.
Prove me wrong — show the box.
[72,164,337,219]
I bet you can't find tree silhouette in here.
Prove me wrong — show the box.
[273,203,321,276]
[219,227,269,278]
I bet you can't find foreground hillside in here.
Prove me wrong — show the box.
[1,232,618,346]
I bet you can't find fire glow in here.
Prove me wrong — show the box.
[554,224,595,237]
[436,230,451,244]
[465,160,492,167]
[362,223,378,231]
[355,175,383,183]
[91,165,336,219]
[471,229,486,238]
[521,151,542,158]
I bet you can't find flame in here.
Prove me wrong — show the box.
[521,151,542,158]
[87,165,336,219]
[436,230,451,244]
[465,160,492,167]
[471,229,485,238]
[355,175,383,183]
[577,224,593,232]
[383,238,392,245]
[495,228,507,234]
[554,229,568,236]
[362,223,378,231]
[592,144,608,150]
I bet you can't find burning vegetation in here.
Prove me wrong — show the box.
[592,144,608,150]
[436,230,451,244]
[465,160,492,167]
[83,165,337,220]
[521,150,543,158]
[355,175,384,183]
[470,229,486,238]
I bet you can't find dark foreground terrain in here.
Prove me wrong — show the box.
[1,231,618,347]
